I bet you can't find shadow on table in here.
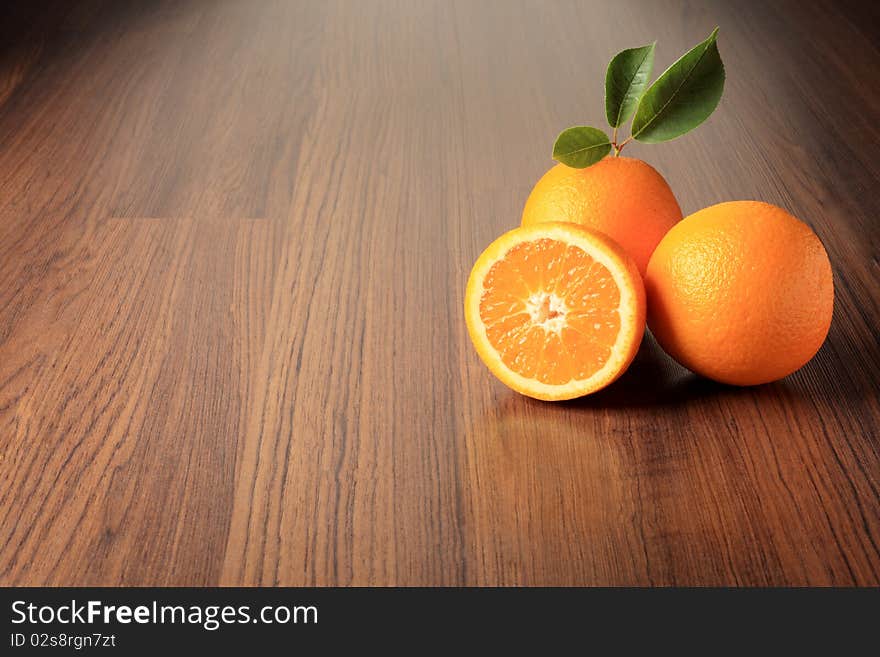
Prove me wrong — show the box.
[485,316,875,419]
[552,332,765,411]
[498,330,827,416]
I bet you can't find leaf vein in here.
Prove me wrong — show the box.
[613,47,653,127]
[634,39,714,138]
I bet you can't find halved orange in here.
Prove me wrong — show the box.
[465,222,646,400]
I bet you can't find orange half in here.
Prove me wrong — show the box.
[465,222,646,400]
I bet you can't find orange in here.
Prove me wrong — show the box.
[521,156,682,275]
[645,201,834,386]
[465,222,646,400]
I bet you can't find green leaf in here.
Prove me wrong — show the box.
[632,28,725,143]
[552,126,611,168]
[605,43,655,128]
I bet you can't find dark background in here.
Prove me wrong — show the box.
[1,587,877,651]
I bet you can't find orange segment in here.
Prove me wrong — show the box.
[465,222,646,401]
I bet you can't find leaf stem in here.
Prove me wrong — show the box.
[615,135,634,154]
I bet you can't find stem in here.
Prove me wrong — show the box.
[612,127,619,156]
[615,135,634,154]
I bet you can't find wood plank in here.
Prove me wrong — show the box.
[0,0,877,586]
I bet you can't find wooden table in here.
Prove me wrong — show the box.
[1,0,878,586]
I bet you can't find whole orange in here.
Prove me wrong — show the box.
[522,156,682,275]
[645,201,833,386]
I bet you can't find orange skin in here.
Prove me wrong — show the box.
[522,157,683,276]
[645,201,834,386]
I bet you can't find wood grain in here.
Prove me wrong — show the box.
[0,0,878,586]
